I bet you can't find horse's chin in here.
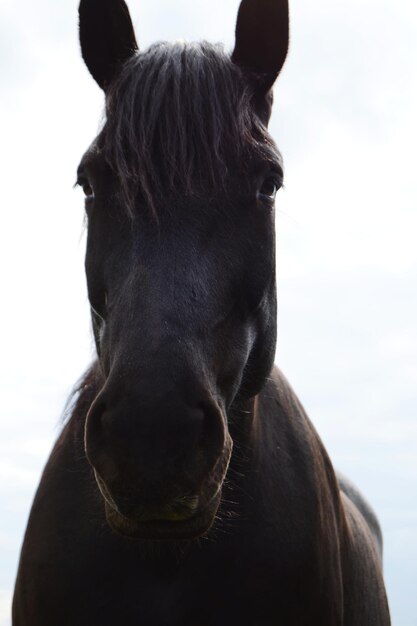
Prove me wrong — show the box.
[104,491,222,541]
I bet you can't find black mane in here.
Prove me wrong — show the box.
[102,41,280,214]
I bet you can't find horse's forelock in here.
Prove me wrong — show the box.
[101,41,279,216]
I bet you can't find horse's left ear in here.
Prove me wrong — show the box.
[232,0,289,94]
[79,0,138,91]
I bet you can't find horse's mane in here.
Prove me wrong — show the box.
[100,41,280,215]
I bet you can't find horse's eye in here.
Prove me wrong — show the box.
[258,176,281,200]
[83,182,94,199]
[76,174,95,200]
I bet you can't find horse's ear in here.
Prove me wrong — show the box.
[79,0,138,91]
[232,0,289,93]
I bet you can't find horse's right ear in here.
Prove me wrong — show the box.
[79,0,138,91]
[232,0,289,94]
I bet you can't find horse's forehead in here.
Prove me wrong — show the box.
[76,42,282,218]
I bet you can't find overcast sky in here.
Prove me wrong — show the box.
[1,0,416,624]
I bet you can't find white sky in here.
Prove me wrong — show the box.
[1,0,416,624]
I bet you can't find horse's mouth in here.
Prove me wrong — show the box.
[104,489,222,540]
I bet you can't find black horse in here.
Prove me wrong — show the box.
[13,0,390,624]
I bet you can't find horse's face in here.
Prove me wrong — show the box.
[78,0,288,540]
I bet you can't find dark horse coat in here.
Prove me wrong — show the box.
[13,1,391,624]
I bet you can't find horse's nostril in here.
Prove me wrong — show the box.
[86,399,107,433]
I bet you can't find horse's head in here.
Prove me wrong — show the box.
[78,0,288,540]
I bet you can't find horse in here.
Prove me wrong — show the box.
[13,0,391,624]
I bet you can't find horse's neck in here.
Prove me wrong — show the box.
[258,368,339,477]
[224,368,346,622]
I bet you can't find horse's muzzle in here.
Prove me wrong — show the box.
[85,382,233,539]
[93,434,232,540]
